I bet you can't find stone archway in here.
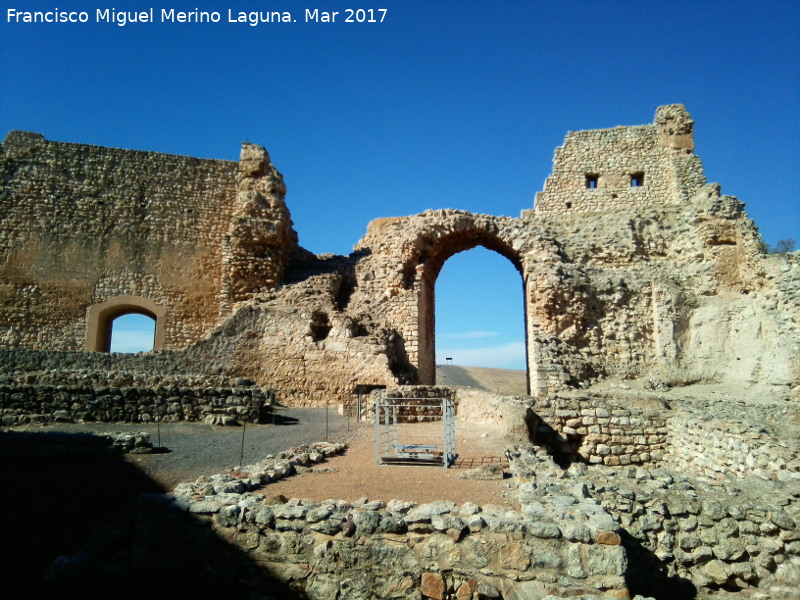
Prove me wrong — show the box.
[415,230,528,391]
[85,296,167,352]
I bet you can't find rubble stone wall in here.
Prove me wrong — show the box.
[0,131,238,349]
[0,382,273,426]
[512,445,800,599]
[0,131,296,352]
[0,349,275,426]
[666,404,800,483]
[533,104,705,216]
[126,443,631,600]
[529,394,669,467]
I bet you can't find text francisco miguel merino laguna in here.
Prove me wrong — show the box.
[6,7,389,26]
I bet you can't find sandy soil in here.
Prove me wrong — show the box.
[435,365,528,395]
[262,420,519,509]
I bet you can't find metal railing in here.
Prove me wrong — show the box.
[375,396,456,468]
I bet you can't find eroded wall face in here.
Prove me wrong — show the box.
[0,131,238,350]
[533,104,705,215]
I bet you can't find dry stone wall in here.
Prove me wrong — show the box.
[529,393,669,468]
[510,446,800,599]
[11,386,799,598]
[49,425,796,600]
[666,402,800,483]
[0,349,275,426]
[130,443,632,600]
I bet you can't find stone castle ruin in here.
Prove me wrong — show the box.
[1,105,797,405]
[2,106,800,599]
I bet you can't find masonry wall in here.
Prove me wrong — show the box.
[0,131,239,350]
[666,403,800,483]
[533,104,705,216]
[530,394,669,467]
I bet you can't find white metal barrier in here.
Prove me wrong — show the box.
[375,396,456,468]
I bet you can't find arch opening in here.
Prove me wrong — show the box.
[85,296,167,352]
[109,313,156,353]
[416,233,528,393]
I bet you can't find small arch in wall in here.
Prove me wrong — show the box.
[85,296,167,352]
[110,313,156,352]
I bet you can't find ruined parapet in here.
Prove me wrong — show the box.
[533,104,706,215]
[221,142,298,309]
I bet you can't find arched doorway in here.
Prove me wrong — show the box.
[416,232,528,392]
[109,313,157,353]
[85,296,167,352]
[434,246,526,370]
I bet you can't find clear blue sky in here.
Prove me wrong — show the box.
[2,1,798,366]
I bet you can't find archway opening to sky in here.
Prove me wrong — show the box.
[434,246,526,374]
[109,313,156,353]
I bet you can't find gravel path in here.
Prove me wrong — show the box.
[16,407,358,489]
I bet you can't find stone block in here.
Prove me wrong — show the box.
[421,572,446,600]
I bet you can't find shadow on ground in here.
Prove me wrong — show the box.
[621,530,698,599]
[1,429,305,599]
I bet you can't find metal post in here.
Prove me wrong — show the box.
[239,417,246,467]
[375,396,381,465]
[442,397,447,469]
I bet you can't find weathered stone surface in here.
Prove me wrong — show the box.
[2,104,798,411]
[420,571,446,600]
[3,107,800,600]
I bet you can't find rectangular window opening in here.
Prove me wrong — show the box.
[631,172,645,187]
[585,174,599,189]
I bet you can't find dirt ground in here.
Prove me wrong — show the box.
[7,410,520,508]
[263,419,518,509]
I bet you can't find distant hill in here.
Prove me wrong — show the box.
[435,365,528,395]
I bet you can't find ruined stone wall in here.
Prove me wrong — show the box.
[0,132,296,352]
[2,105,797,406]
[533,104,705,216]
[511,444,800,599]
[529,393,669,467]
[348,145,797,400]
[666,402,800,483]
[0,348,275,426]
[0,131,238,349]
[128,444,631,600]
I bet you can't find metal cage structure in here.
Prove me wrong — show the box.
[375,396,456,468]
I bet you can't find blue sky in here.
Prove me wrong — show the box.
[2,1,798,366]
